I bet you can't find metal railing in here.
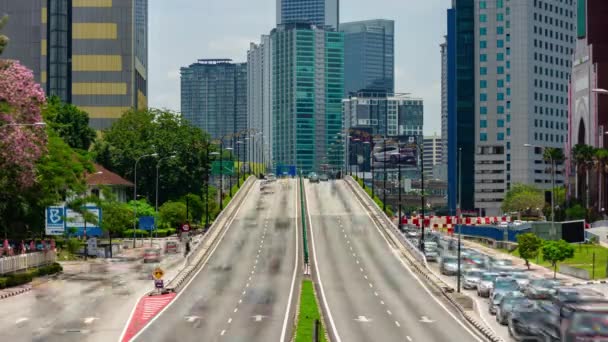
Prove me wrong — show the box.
[0,251,56,275]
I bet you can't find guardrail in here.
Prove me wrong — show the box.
[0,251,57,275]
[344,177,428,267]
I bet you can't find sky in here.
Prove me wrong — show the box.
[149,0,451,136]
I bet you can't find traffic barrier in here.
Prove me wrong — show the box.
[0,251,56,275]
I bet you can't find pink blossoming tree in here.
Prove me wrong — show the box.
[0,60,47,189]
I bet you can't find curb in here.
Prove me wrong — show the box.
[568,279,608,286]
[344,177,503,342]
[0,286,31,299]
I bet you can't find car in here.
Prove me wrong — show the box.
[424,248,438,262]
[508,300,548,341]
[143,248,161,263]
[490,290,524,315]
[309,172,319,183]
[496,295,530,325]
[490,277,520,300]
[561,302,608,341]
[372,145,401,163]
[462,269,485,290]
[319,173,329,181]
[499,221,509,228]
[477,272,499,297]
[440,256,459,275]
[524,278,561,299]
[551,287,605,304]
[511,272,532,289]
[266,173,276,181]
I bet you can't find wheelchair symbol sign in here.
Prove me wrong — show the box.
[45,206,65,235]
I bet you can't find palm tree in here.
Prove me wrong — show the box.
[543,148,565,222]
[593,148,608,212]
[572,144,595,207]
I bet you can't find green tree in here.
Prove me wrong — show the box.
[542,240,575,278]
[43,96,96,151]
[128,198,155,223]
[159,201,187,228]
[572,144,595,205]
[516,233,543,269]
[0,15,8,55]
[501,184,545,218]
[565,204,587,220]
[93,109,213,205]
[66,195,101,260]
[180,193,204,223]
[100,201,131,256]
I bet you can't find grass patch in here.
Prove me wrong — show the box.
[295,280,327,342]
[509,244,608,279]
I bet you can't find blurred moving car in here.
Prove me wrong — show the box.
[490,276,520,298]
[309,172,319,183]
[524,279,561,299]
[508,300,547,341]
[440,255,459,275]
[490,291,524,315]
[424,247,438,262]
[511,272,532,289]
[496,295,530,325]
[143,248,161,263]
[462,269,485,290]
[266,173,276,181]
[561,302,608,341]
[477,272,499,298]
[319,173,329,181]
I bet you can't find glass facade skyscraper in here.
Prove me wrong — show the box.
[276,0,339,29]
[180,60,248,146]
[341,19,394,96]
[0,0,149,130]
[271,23,344,173]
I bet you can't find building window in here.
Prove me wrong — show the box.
[497,13,504,22]
[497,66,505,74]
[497,40,505,48]
[497,93,505,101]
[497,119,505,128]
[480,93,488,101]
[498,133,505,141]
[480,40,487,49]
[480,27,487,36]
[480,106,488,115]
[480,1,487,9]
[497,27,504,35]
[497,53,504,61]
[497,106,505,114]
[480,80,488,88]
[497,0,504,8]
[480,14,487,22]
[480,54,487,62]
[480,133,488,141]
[480,67,487,75]
[480,120,487,128]
[497,79,505,88]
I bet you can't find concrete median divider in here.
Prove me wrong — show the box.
[163,176,256,294]
[343,176,504,342]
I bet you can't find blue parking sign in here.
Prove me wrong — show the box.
[45,206,65,235]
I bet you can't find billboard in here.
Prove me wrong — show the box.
[211,161,234,176]
[66,206,102,237]
[45,206,66,236]
[371,135,419,169]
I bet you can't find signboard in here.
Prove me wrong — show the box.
[211,161,234,176]
[371,136,419,169]
[155,279,164,289]
[276,165,296,177]
[66,206,102,237]
[180,223,191,232]
[153,267,164,280]
[139,216,155,231]
[45,206,65,235]
[87,237,97,255]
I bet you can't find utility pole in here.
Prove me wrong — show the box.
[383,138,387,212]
[457,147,462,293]
[420,145,425,250]
[398,160,402,231]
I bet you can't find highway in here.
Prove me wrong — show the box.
[305,180,483,342]
[133,179,300,342]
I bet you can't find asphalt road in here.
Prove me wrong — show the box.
[306,180,483,342]
[133,179,300,342]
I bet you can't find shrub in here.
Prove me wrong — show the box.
[123,229,149,237]
[0,277,7,289]
[66,238,82,254]
[6,272,33,287]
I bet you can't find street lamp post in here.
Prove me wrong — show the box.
[209,151,220,226]
[398,159,402,231]
[383,138,387,213]
[226,147,234,196]
[363,141,370,189]
[133,153,158,248]
[154,154,176,246]
[419,144,426,251]
[236,140,243,183]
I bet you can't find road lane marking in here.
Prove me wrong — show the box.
[346,180,484,342]
[374,291,378,296]
[234,308,238,313]
[15,318,28,324]
[228,318,232,324]
[123,179,258,342]
[360,267,363,272]
[239,299,242,303]
[380,301,385,305]
[243,291,246,295]
[387,310,392,315]
[305,180,342,342]
[364,275,368,279]
[369,283,373,288]
[221,330,226,336]
[395,321,401,327]
[406,336,412,341]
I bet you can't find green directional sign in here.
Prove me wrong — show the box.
[212,161,234,176]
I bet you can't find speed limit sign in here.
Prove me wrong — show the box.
[181,223,191,232]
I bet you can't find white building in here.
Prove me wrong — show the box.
[473,0,576,215]
[247,35,273,168]
[440,37,449,168]
[423,134,443,180]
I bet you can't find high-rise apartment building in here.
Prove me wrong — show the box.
[0,0,148,130]
[341,19,394,96]
[423,134,443,180]
[271,23,344,173]
[180,59,248,156]
[247,35,273,168]
[568,0,608,208]
[276,0,339,29]
[448,0,576,216]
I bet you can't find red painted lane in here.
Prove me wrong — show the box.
[122,292,176,342]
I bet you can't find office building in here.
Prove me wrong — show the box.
[423,134,444,180]
[342,92,423,138]
[0,0,148,130]
[440,37,449,169]
[448,0,576,216]
[180,59,248,160]
[247,35,273,168]
[568,0,608,209]
[276,0,339,29]
[341,19,394,96]
[271,23,344,173]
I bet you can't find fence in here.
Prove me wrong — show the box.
[0,251,57,275]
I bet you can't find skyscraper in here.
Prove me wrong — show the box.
[449,0,576,216]
[340,19,394,97]
[423,134,443,180]
[440,37,449,169]
[271,23,344,173]
[568,0,608,209]
[276,0,339,29]
[247,35,273,168]
[180,59,248,147]
[0,0,148,130]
